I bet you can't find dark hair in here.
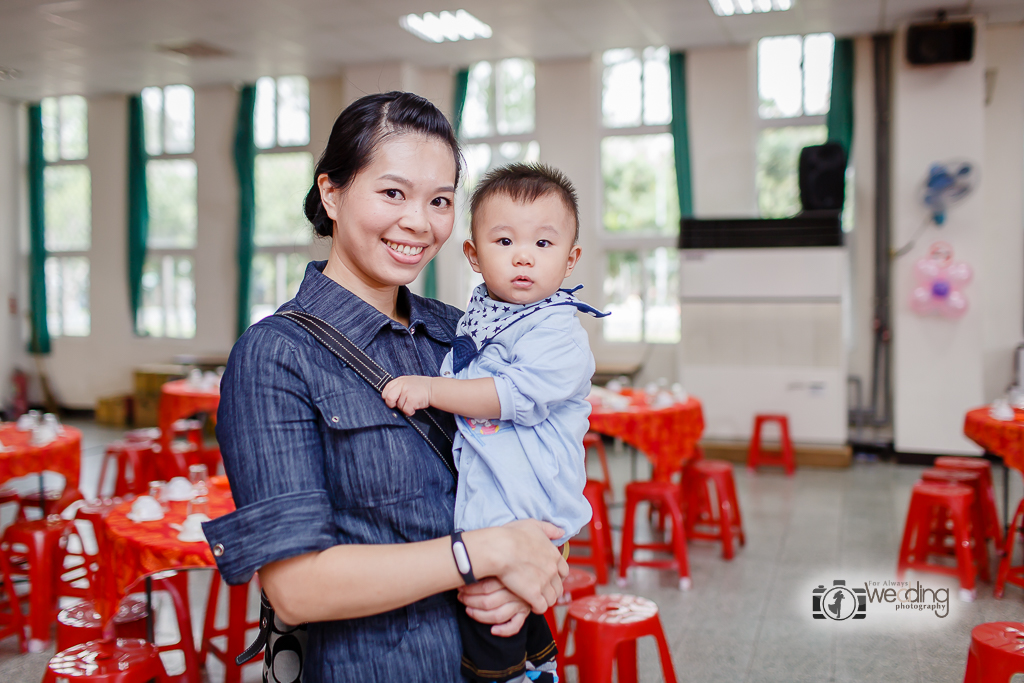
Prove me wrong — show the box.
[304,91,462,238]
[469,163,580,242]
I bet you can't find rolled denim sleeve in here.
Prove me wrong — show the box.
[493,319,595,427]
[203,320,337,584]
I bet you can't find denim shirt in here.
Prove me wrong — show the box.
[203,260,465,682]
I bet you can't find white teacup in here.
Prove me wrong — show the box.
[187,368,203,388]
[178,513,210,542]
[990,399,1015,421]
[128,495,164,522]
[16,411,39,432]
[164,477,195,501]
[30,424,57,447]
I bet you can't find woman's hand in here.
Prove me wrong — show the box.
[464,519,568,617]
[458,579,532,636]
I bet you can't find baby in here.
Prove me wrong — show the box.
[383,163,605,683]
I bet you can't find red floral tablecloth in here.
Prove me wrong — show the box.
[96,484,234,620]
[0,423,81,488]
[588,396,704,481]
[158,379,220,475]
[964,407,1024,471]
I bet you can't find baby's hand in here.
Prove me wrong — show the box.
[382,376,433,416]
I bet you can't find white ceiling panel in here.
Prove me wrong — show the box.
[0,0,1020,101]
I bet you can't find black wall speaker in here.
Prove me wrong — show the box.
[799,142,847,213]
[906,21,975,65]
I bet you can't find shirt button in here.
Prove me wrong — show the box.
[392,412,398,418]
[331,416,339,423]
[212,543,225,557]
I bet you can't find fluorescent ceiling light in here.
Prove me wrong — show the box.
[400,10,492,43]
[708,0,792,16]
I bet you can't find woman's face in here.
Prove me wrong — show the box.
[320,133,457,290]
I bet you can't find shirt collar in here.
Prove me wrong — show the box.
[292,261,455,349]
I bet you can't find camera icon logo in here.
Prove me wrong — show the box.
[813,580,867,620]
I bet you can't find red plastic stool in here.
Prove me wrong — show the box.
[995,497,1024,598]
[963,622,1024,682]
[897,482,978,601]
[2,516,73,648]
[919,468,991,582]
[0,547,26,653]
[683,460,745,560]
[55,599,148,651]
[583,432,613,495]
[125,427,162,443]
[747,414,795,475]
[935,456,1003,547]
[567,480,614,585]
[563,594,677,683]
[543,568,598,683]
[200,577,261,683]
[618,480,691,590]
[43,638,172,683]
[98,441,157,499]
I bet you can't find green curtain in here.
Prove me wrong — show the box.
[668,52,694,217]
[422,68,470,301]
[27,104,50,354]
[234,85,257,338]
[127,95,149,333]
[827,38,855,160]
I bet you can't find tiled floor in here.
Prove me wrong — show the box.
[2,421,1024,682]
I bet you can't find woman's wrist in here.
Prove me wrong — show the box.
[460,527,508,581]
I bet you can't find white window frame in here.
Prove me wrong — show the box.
[41,95,91,338]
[250,75,315,325]
[599,48,679,345]
[140,84,198,339]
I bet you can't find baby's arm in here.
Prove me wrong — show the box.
[382,375,501,419]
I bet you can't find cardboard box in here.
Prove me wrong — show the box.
[96,394,132,427]
[133,365,187,427]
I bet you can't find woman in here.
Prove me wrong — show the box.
[204,92,568,681]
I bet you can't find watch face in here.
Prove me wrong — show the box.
[453,538,473,575]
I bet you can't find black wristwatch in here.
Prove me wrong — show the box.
[450,530,477,585]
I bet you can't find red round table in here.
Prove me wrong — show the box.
[158,379,220,474]
[588,395,704,482]
[0,422,82,489]
[96,483,234,621]
[964,407,1024,471]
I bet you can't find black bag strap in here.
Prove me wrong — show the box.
[277,309,457,479]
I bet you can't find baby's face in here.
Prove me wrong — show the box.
[464,192,581,306]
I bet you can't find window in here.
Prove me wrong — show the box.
[139,85,197,338]
[599,47,680,344]
[458,59,539,304]
[756,34,838,219]
[41,95,91,337]
[250,76,314,324]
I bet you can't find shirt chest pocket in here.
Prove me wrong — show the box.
[313,390,428,508]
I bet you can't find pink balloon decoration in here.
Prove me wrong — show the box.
[910,241,972,318]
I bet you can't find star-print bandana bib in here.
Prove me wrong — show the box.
[451,283,609,374]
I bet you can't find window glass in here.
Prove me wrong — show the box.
[276,76,310,147]
[254,77,277,150]
[462,61,492,139]
[41,95,88,162]
[163,85,195,154]
[644,248,680,343]
[138,255,196,338]
[45,256,90,337]
[642,47,671,126]
[602,49,643,128]
[249,252,307,324]
[496,59,535,135]
[758,36,803,118]
[141,87,164,156]
[603,251,643,342]
[601,134,678,235]
[44,165,91,251]
[255,152,314,247]
[803,33,835,116]
[756,125,828,217]
[147,159,198,248]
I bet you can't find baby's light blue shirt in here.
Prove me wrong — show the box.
[441,285,596,546]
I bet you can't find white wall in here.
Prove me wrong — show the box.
[892,21,988,454]
[0,100,21,411]
[981,26,1024,402]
